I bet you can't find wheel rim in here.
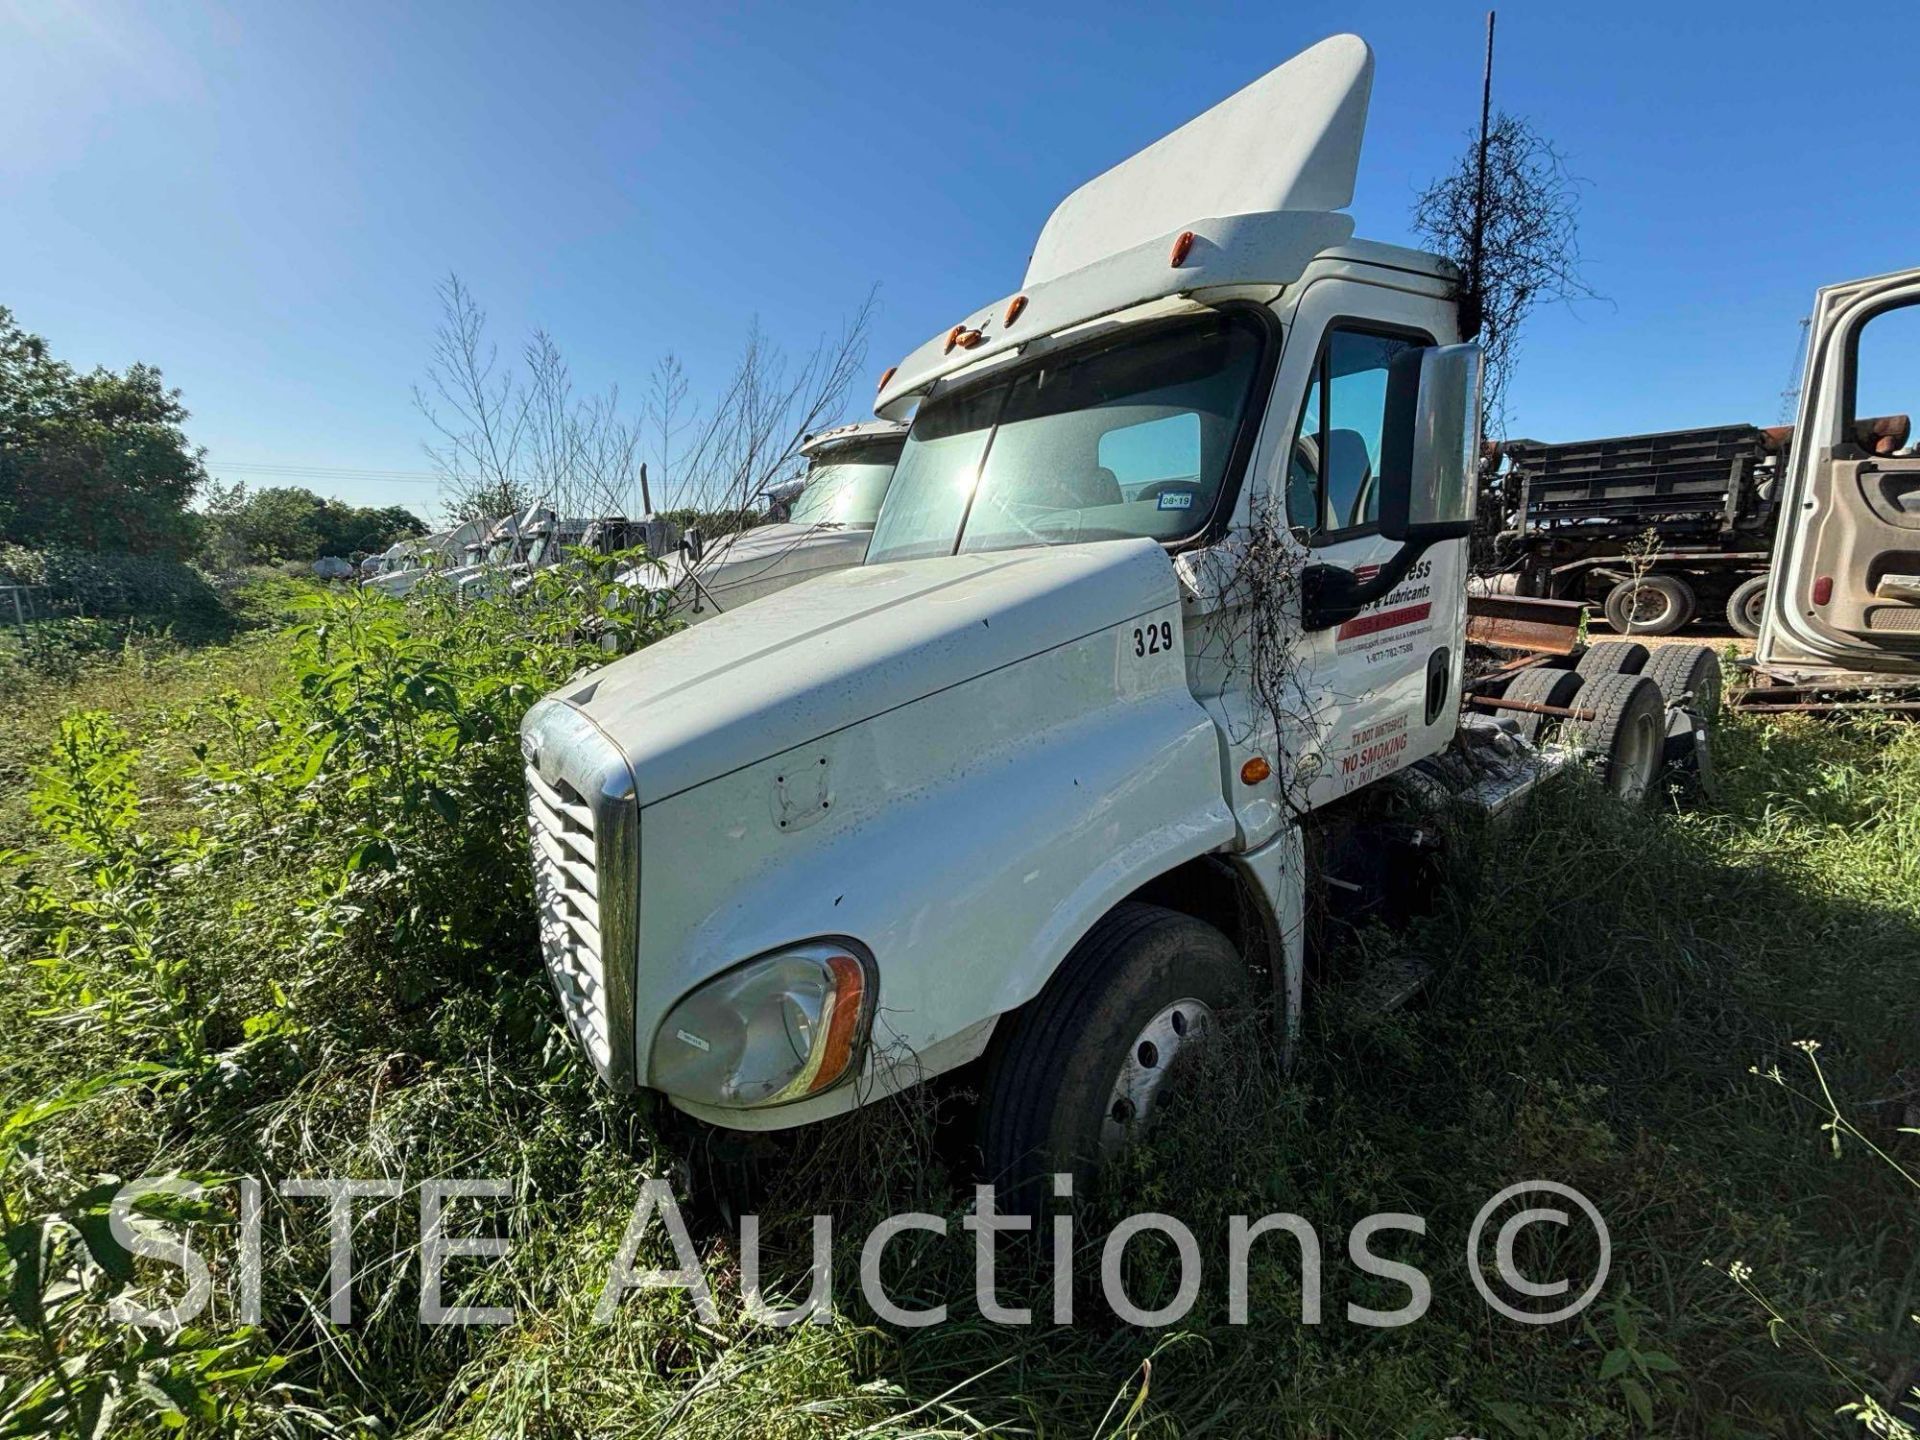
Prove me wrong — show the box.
[1100,997,1214,1156]
[1624,585,1672,631]
[1741,587,1765,630]
[1611,710,1661,801]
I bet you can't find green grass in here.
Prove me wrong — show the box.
[1,586,1915,1439]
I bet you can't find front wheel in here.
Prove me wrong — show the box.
[979,902,1245,1206]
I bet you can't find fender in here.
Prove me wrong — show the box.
[1226,825,1306,1068]
[633,605,1237,1130]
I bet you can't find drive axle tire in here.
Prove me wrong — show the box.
[1574,640,1650,678]
[1494,664,1585,744]
[1640,643,1722,720]
[1640,644,1721,789]
[1564,673,1666,805]
[979,902,1244,1207]
[1726,574,1769,639]
[1604,574,1696,636]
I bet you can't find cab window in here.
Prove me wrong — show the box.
[1852,301,1920,438]
[1286,327,1427,539]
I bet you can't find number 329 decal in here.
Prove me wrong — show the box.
[1132,620,1175,657]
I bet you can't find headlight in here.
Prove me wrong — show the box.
[649,941,872,1108]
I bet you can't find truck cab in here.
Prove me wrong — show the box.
[520,35,1643,1195]
[1753,269,1920,702]
[615,419,907,622]
[366,517,494,598]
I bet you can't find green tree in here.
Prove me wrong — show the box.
[198,484,426,565]
[0,306,208,557]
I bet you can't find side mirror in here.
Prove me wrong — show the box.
[1377,342,1484,543]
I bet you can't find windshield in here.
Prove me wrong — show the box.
[787,445,900,526]
[865,312,1267,565]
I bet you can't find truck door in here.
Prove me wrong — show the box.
[1279,281,1464,807]
[1763,269,1920,678]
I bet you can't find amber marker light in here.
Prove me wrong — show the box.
[876,366,897,392]
[1005,295,1028,326]
[1169,230,1196,267]
[805,954,869,1096]
[1240,756,1272,785]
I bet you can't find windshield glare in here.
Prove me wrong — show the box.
[787,445,899,526]
[865,313,1266,565]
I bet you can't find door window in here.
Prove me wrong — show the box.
[1286,327,1427,540]
[1852,300,1920,438]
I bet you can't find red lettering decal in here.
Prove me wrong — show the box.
[1335,601,1433,642]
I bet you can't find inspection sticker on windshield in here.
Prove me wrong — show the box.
[1156,491,1194,511]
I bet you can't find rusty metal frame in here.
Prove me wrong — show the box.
[1465,592,1586,657]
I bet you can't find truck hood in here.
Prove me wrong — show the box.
[617,521,868,596]
[551,538,1177,804]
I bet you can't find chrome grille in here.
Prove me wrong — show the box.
[526,763,614,1073]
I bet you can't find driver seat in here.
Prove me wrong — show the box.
[1034,464,1123,510]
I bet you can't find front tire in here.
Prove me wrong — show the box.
[979,902,1244,1205]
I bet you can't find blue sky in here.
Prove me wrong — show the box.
[4,1,1916,520]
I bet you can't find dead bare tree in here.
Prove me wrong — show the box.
[1411,111,1594,434]
[578,388,647,521]
[521,328,580,514]
[414,274,532,523]
[416,275,874,536]
[673,290,876,515]
[417,276,656,525]
[645,355,692,511]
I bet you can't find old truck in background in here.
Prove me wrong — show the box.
[518,35,1728,1197]
[617,419,907,623]
[1478,413,1910,638]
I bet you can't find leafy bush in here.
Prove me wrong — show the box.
[0,544,225,627]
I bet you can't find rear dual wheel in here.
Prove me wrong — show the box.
[1563,672,1667,803]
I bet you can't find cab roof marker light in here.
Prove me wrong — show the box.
[1169,230,1196,267]
[877,365,897,392]
[1004,295,1028,327]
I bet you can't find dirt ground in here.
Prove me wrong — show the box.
[1590,619,1757,658]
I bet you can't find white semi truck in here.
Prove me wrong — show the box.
[617,419,907,622]
[519,36,1723,1195]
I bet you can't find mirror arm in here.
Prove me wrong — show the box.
[1300,536,1434,632]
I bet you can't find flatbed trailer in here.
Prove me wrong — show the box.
[1480,415,1908,637]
